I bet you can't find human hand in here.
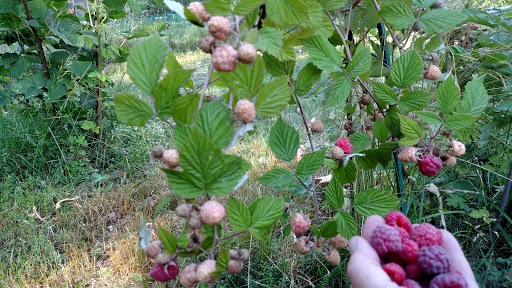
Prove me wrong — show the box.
[347,215,479,288]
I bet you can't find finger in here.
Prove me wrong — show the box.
[440,230,479,288]
[362,215,386,241]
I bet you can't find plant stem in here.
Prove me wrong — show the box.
[497,160,512,227]
[326,11,352,62]
[355,77,385,115]
[21,0,50,80]
[371,0,404,54]
[218,231,244,242]
[197,63,214,111]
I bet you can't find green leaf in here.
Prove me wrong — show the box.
[263,53,295,77]
[415,111,442,124]
[346,46,371,77]
[436,76,460,114]
[210,249,230,278]
[294,63,322,96]
[203,0,231,16]
[296,151,325,178]
[164,169,203,198]
[390,50,423,88]
[28,0,48,20]
[153,69,193,120]
[321,220,338,238]
[302,35,342,72]
[177,228,190,249]
[399,90,432,111]
[326,75,351,107]
[372,82,397,106]
[174,124,192,151]
[228,196,252,232]
[399,115,423,139]
[419,9,467,34]
[266,0,310,26]
[372,119,389,143]
[353,189,399,216]
[444,113,475,130]
[320,0,346,9]
[335,211,356,239]
[349,133,372,153]
[220,56,264,99]
[379,2,415,31]
[171,93,200,124]
[325,179,344,209]
[255,76,292,117]
[127,35,167,95]
[235,0,265,15]
[249,197,284,240]
[114,94,153,126]
[385,107,402,137]
[158,226,177,255]
[257,168,295,189]
[195,101,234,148]
[255,27,283,57]
[152,197,173,221]
[269,118,300,162]
[333,161,357,185]
[463,77,488,116]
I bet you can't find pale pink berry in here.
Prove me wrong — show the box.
[448,140,466,157]
[295,236,315,255]
[162,149,179,169]
[226,260,243,274]
[398,147,417,163]
[325,249,341,265]
[330,234,349,249]
[238,43,257,64]
[179,263,199,287]
[155,253,172,265]
[188,2,210,22]
[240,249,250,262]
[311,120,325,133]
[229,249,241,260]
[200,200,225,226]
[176,203,192,218]
[424,64,442,80]
[331,146,344,160]
[211,44,238,72]
[198,36,215,54]
[441,154,457,167]
[145,240,161,259]
[290,213,311,234]
[207,16,231,41]
[234,99,256,123]
[196,259,217,283]
[187,215,203,230]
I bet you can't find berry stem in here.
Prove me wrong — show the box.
[197,62,214,111]
[355,77,386,115]
[217,231,244,242]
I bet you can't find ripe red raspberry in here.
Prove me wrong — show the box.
[401,239,419,264]
[200,200,225,226]
[149,261,179,282]
[424,64,442,80]
[234,99,256,123]
[410,223,443,247]
[385,211,412,232]
[401,279,422,288]
[145,240,161,259]
[196,259,217,283]
[448,140,466,157]
[290,213,311,234]
[382,262,406,285]
[188,2,210,22]
[211,44,238,72]
[331,146,344,160]
[429,272,468,288]
[226,260,243,274]
[238,43,257,64]
[207,16,231,41]
[162,149,179,169]
[398,147,417,163]
[179,263,199,287]
[370,224,402,255]
[198,36,215,54]
[310,120,325,133]
[417,245,452,275]
[405,263,423,280]
[329,234,348,249]
[335,137,353,154]
[394,227,411,242]
[417,155,442,177]
[325,249,341,265]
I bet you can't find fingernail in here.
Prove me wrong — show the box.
[348,237,359,255]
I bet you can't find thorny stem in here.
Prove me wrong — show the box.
[197,63,214,111]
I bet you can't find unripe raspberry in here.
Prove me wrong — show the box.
[290,213,311,234]
[417,155,443,177]
[238,43,257,64]
[295,236,315,255]
[344,120,354,133]
[234,99,256,123]
[240,249,250,262]
[205,94,218,102]
[310,120,325,133]
[155,253,172,265]
[373,112,384,121]
[229,249,241,260]
[448,140,466,157]
[335,137,353,154]
[359,94,372,106]
[149,261,179,282]
[176,203,192,218]
[226,260,243,274]
[441,154,456,167]
[212,44,238,72]
[162,149,179,169]
[364,121,374,131]
[145,240,161,259]
[365,130,373,139]
[398,147,417,163]
[196,259,217,283]
[207,16,231,41]
[424,64,442,80]
[432,145,442,157]
[325,249,341,265]
[331,146,345,160]
[187,215,203,230]
[330,234,349,249]
[188,2,210,22]
[200,200,225,226]
[198,36,215,54]
[150,145,164,159]
[179,263,199,287]
[430,0,445,9]
[440,130,453,138]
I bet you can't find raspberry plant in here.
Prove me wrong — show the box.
[113,0,490,284]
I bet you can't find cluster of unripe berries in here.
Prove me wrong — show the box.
[397,139,466,177]
[370,211,468,287]
[331,137,354,161]
[151,146,179,169]
[189,2,257,72]
[290,213,348,266]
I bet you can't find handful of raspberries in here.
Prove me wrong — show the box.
[370,211,468,288]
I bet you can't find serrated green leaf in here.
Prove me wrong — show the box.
[127,35,167,95]
[202,0,231,16]
[373,119,389,143]
[296,151,324,178]
[385,107,402,137]
[195,101,234,148]
[372,82,397,106]
[228,197,251,232]
[334,161,357,185]
[335,211,356,239]
[158,226,177,255]
[171,93,200,124]
[114,94,153,126]
[325,179,344,209]
[210,249,230,278]
[266,0,310,26]
[220,56,264,99]
[399,90,432,111]
[353,189,399,216]
[445,113,475,130]
[419,9,467,34]
[234,0,264,15]
[414,111,442,124]
[249,197,284,240]
[311,224,321,236]
[379,2,415,30]
[346,46,371,77]
[399,115,423,138]
[152,197,172,221]
[257,168,295,189]
[269,118,300,162]
[321,220,338,238]
[349,133,372,153]
[463,77,488,116]
[177,228,190,249]
[414,0,437,8]
[320,0,347,9]
[153,69,193,120]
[163,169,203,198]
[390,50,423,88]
[255,27,283,57]
[294,63,322,96]
[255,76,291,117]
[436,76,460,115]
[300,0,333,35]
[326,74,351,107]
[262,53,295,77]
[302,35,342,72]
